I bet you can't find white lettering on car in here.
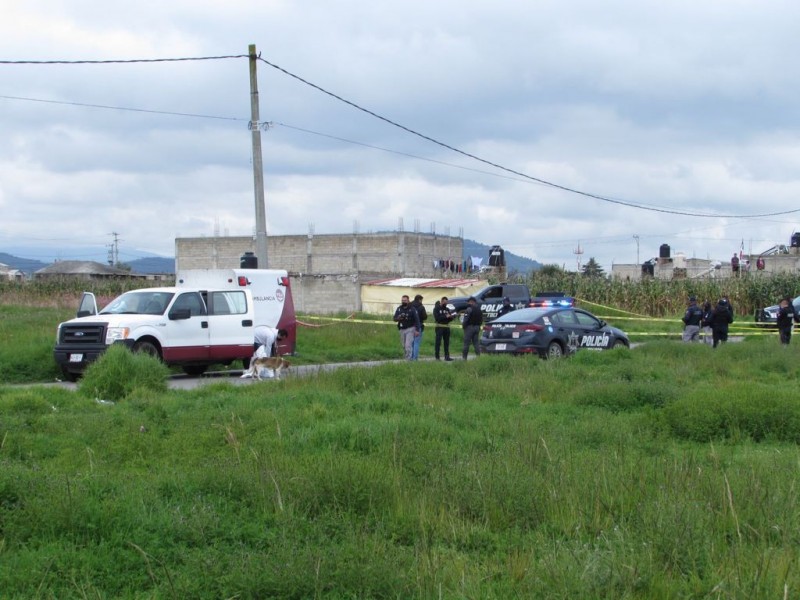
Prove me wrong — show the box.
[580,333,610,348]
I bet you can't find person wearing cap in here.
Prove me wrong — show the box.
[681,296,703,342]
[461,296,483,359]
[707,297,734,348]
[410,294,428,360]
[497,296,515,318]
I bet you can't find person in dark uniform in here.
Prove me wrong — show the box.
[681,296,703,342]
[497,296,515,318]
[461,297,483,359]
[393,295,420,360]
[776,297,798,345]
[433,296,456,361]
[708,298,734,348]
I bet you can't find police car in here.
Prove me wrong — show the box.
[479,306,629,358]
[754,294,800,326]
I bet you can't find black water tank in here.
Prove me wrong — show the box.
[792,233,800,248]
[240,252,258,269]
[659,244,671,259]
[488,245,506,267]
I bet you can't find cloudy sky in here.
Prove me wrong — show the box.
[2,0,799,271]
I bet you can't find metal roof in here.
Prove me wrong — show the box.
[364,277,482,288]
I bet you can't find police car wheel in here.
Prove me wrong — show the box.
[546,341,564,359]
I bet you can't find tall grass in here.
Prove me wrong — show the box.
[2,337,800,597]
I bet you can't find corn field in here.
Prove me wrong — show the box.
[2,273,799,317]
[521,271,800,317]
[0,278,164,308]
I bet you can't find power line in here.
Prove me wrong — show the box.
[4,52,799,220]
[257,55,800,220]
[0,54,248,65]
[0,94,246,122]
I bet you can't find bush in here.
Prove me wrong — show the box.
[78,344,170,401]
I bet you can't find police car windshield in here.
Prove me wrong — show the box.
[491,307,549,323]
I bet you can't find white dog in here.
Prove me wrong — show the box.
[241,356,290,380]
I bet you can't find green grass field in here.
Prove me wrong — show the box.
[2,299,799,597]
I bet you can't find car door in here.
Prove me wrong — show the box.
[162,291,210,362]
[206,290,254,361]
[549,310,581,353]
[573,310,612,350]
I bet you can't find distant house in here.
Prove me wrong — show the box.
[0,262,25,281]
[34,260,145,280]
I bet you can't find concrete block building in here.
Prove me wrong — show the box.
[175,232,465,314]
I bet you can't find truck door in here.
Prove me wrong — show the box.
[162,291,210,362]
[479,286,504,320]
[206,290,254,361]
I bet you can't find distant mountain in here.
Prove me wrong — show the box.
[0,253,48,275]
[127,256,175,274]
[0,252,174,276]
[463,239,542,274]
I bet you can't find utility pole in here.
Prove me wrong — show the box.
[633,235,640,264]
[248,43,268,268]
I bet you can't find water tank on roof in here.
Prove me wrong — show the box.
[488,245,506,267]
[240,252,258,269]
[659,244,671,259]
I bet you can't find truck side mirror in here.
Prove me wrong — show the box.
[169,308,192,320]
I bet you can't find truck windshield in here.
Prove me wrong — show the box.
[99,291,175,315]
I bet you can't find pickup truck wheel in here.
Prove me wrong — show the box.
[546,341,564,359]
[132,340,160,360]
[182,365,208,376]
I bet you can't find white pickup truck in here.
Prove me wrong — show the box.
[53,286,256,381]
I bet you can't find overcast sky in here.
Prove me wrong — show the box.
[2,0,799,271]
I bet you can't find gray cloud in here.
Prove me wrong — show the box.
[1,0,799,270]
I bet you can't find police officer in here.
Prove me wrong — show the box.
[708,298,734,348]
[681,296,703,342]
[776,296,798,345]
[461,296,483,359]
[497,296,515,318]
[393,295,420,360]
[433,296,456,361]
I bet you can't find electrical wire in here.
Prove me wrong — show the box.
[3,52,799,220]
[257,55,800,220]
[0,55,248,65]
[0,94,246,122]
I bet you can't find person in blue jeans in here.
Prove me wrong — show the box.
[410,294,428,360]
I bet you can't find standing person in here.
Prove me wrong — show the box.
[393,295,420,361]
[433,296,456,361]
[461,296,483,360]
[700,300,714,345]
[497,296,515,318]
[708,298,734,348]
[731,254,740,276]
[776,297,798,345]
[410,294,427,360]
[681,296,703,342]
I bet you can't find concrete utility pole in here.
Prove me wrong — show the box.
[248,43,269,268]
